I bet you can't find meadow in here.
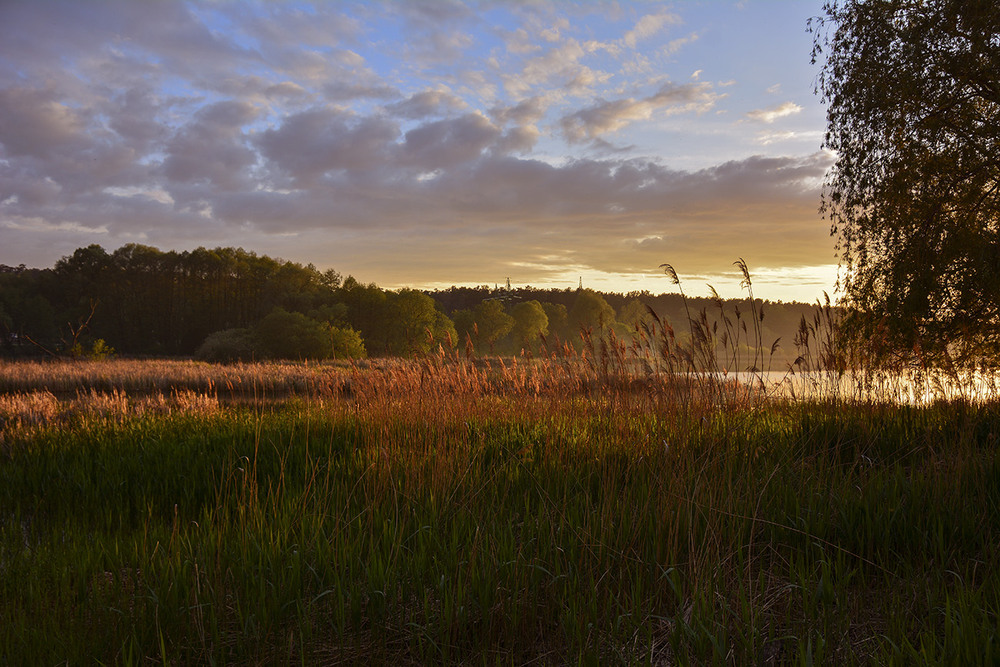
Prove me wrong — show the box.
[1,349,999,665]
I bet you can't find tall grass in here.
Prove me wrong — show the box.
[2,357,999,663]
[2,277,999,663]
[0,358,353,396]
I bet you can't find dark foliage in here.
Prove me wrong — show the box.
[1,244,824,362]
[813,0,1000,364]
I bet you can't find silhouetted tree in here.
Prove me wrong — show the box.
[813,0,1000,363]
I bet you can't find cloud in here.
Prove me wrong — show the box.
[238,4,361,50]
[0,87,88,158]
[396,0,473,24]
[0,85,150,199]
[264,81,310,99]
[503,39,608,96]
[323,80,399,102]
[390,0,477,65]
[623,12,682,49]
[501,28,541,56]
[387,90,468,119]
[663,32,700,56]
[755,130,825,146]
[539,17,571,43]
[162,101,259,192]
[104,87,171,151]
[745,101,803,123]
[0,1,254,87]
[400,113,501,169]
[494,126,540,155]
[325,151,837,285]
[257,108,399,184]
[560,82,720,143]
[490,97,548,126]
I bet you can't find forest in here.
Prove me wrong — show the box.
[0,243,822,366]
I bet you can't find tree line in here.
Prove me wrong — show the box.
[0,243,822,364]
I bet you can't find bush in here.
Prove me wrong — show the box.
[330,325,366,359]
[68,338,116,360]
[256,308,333,360]
[196,309,368,362]
[195,328,260,362]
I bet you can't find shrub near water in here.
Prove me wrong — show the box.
[2,360,999,664]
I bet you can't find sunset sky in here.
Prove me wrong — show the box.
[0,0,838,302]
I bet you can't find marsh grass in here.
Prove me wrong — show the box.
[2,279,1000,663]
[0,358,354,397]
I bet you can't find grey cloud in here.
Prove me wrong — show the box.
[408,30,475,65]
[198,100,259,128]
[106,87,167,150]
[257,108,399,183]
[0,0,377,110]
[362,0,476,66]
[490,97,548,126]
[0,1,256,106]
[401,113,501,169]
[273,152,833,286]
[500,27,542,56]
[0,164,63,208]
[387,91,468,119]
[3,138,834,286]
[211,190,316,229]
[260,45,398,102]
[0,87,88,158]
[238,5,361,50]
[323,81,400,102]
[588,138,637,155]
[204,76,311,104]
[561,82,719,143]
[397,0,474,23]
[648,82,717,108]
[162,101,259,191]
[0,86,148,198]
[265,82,310,99]
[109,3,262,85]
[409,151,834,273]
[494,126,540,155]
[85,2,257,81]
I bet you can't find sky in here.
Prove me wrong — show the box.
[0,0,839,302]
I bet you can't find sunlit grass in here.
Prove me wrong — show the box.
[0,358,353,396]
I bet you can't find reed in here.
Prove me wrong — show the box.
[0,358,353,397]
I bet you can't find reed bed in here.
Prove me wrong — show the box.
[0,389,219,437]
[0,358,352,397]
[1,350,999,665]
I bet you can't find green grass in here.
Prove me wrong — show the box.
[2,385,999,664]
